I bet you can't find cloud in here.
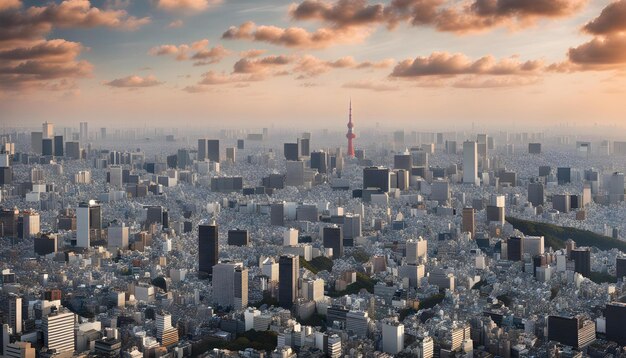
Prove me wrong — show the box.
[222,21,370,49]
[452,75,541,88]
[582,0,626,35]
[156,0,222,13]
[0,0,21,12]
[149,39,230,64]
[293,55,393,77]
[232,55,292,74]
[286,0,587,35]
[564,0,626,69]
[342,80,399,91]
[240,49,267,58]
[167,19,184,28]
[104,74,163,88]
[390,52,542,77]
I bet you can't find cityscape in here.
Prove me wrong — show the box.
[2,0,626,358]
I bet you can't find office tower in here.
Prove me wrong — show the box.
[416,336,434,358]
[285,161,305,187]
[571,248,591,277]
[462,208,475,239]
[79,122,88,141]
[382,318,404,355]
[42,309,75,353]
[227,229,249,246]
[446,140,457,154]
[226,147,236,162]
[156,312,179,347]
[363,167,390,192]
[262,258,279,281]
[42,121,54,139]
[20,211,40,239]
[0,208,18,238]
[557,167,571,185]
[617,257,626,279]
[296,204,318,222]
[283,228,298,246]
[31,132,42,154]
[108,165,123,188]
[431,179,450,204]
[3,294,22,334]
[99,127,106,140]
[198,224,218,276]
[42,138,54,156]
[207,139,220,162]
[145,205,167,227]
[213,262,248,309]
[107,222,129,251]
[0,167,12,186]
[609,172,625,204]
[528,143,541,154]
[463,141,478,185]
[65,141,80,160]
[278,255,299,309]
[394,152,412,171]
[343,214,361,246]
[507,237,523,261]
[486,205,505,224]
[399,264,425,288]
[547,315,596,349]
[53,135,64,157]
[237,139,244,150]
[298,138,310,157]
[284,142,299,161]
[271,203,285,226]
[310,151,328,174]
[552,194,571,213]
[406,237,427,265]
[34,233,57,256]
[524,236,545,257]
[327,334,342,358]
[528,182,544,207]
[177,149,190,168]
[197,139,207,161]
[346,100,356,157]
[76,201,101,248]
[323,226,343,259]
[606,302,626,345]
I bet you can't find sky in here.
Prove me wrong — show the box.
[1,0,626,129]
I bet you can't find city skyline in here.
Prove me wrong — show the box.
[1,0,626,127]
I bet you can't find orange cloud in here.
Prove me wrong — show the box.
[582,0,626,35]
[104,74,163,88]
[156,0,222,13]
[149,39,230,65]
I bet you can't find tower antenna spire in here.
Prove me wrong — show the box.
[346,99,356,157]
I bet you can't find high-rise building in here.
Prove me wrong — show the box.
[394,152,412,171]
[198,139,207,161]
[278,255,299,309]
[207,139,220,162]
[271,203,285,226]
[53,135,64,157]
[323,226,343,259]
[363,167,390,192]
[605,302,626,345]
[507,237,524,261]
[327,334,342,358]
[226,147,236,162]
[3,294,22,334]
[284,143,299,161]
[571,248,591,277]
[42,121,54,139]
[616,257,626,280]
[42,309,75,353]
[108,165,123,188]
[547,315,596,349]
[608,172,625,204]
[227,229,249,246]
[42,138,54,156]
[65,141,81,160]
[462,207,475,239]
[406,237,427,265]
[155,312,179,347]
[34,233,58,256]
[4,341,35,358]
[311,151,328,174]
[463,141,478,185]
[31,132,42,154]
[76,201,101,248]
[528,182,545,207]
[212,262,248,310]
[557,167,571,185]
[298,138,310,157]
[107,222,129,251]
[553,194,571,213]
[198,224,218,276]
[79,122,88,142]
[382,318,404,355]
[0,208,18,238]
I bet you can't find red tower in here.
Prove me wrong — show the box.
[346,100,356,157]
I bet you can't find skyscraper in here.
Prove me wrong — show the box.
[198,138,207,161]
[346,100,355,157]
[279,255,299,309]
[198,224,218,276]
[212,262,248,310]
[42,121,54,139]
[462,207,475,239]
[382,318,404,355]
[42,309,75,353]
[76,201,101,248]
[79,122,88,142]
[571,248,591,277]
[463,141,478,185]
[155,312,179,347]
[207,139,220,162]
[323,226,343,259]
[605,302,626,345]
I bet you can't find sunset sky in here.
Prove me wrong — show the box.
[1,0,625,129]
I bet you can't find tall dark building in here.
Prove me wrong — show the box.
[237,139,244,150]
[528,182,544,207]
[606,302,626,345]
[227,229,249,246]
[54,135,64,157]
[394,153,412,171]
[0,167,12,186]
[42,138,54,156]
[323,226,343,259]
[547,315,596,349]
[199,224,218,276]
[298,138,310,157]
[616,257,626,280]
[528,143,542,154]
[207,139,220,163]
[507,237,523,261]
[363,167,390,192]
[310,151,328,174]
[0,208,18,238]
[34,234,57,256]
[271,203,284,226]
[571,248,591,277]
[278,255,299,309]
[284,143,299,161]
[198,139,207,161]
[557,167,571,185]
